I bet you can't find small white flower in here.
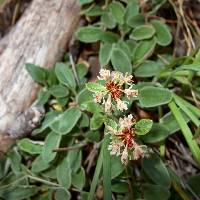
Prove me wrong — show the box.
[119,114,135,129]
[98,69,110,80]
[123,73,133,85]
[94,92,104,103]
[104,94,112,114]
[121,147,128,165]
[107,126,118,135]
[108,141,121,156]
[111,71,124,84]
[124,88,138,98]
[116,98,128,111]
[133,144,146,160]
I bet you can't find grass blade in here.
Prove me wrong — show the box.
[103,135,111,200]
[174,95,200,118]
[168,101,200,166]
[173,94,200,127]
[88,143,103,200]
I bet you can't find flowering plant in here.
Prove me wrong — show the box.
[87,69,138,114]
[86,69,153,164]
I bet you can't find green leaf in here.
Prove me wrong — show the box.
[49,85,69,98]
[168,101,200,166]
[109,2,125,25]
[99,43,113,66]
[173,94,200,127]
[116,41,132,59]
[8,150,21,174]
[88,143,103,200]
[142,153,171,188]
[90,113,105,130]
[56,157,71,189]
[76,88,93,105]
[79,113,89,128]
[55,63,76,90]
[101,12,116,29]
[139,86,172,107]
[110,155,124,179]
[141,123,170,143]
[151,20,172,46]
[143,184,170,200]
[179,63,200,72]
[80,101,103,113]
[134,60,163,77]
[31,155,49,173]
[67,150,82,173]
[86,82,107,93]
[111,48,132,74]
[161,110,190,135]
[78,0,93,5]
[82,5,104,16]
[76,26,102,43]
[86,131,101,142]
[135,119,153,135]
[17,139,43,155]
[0,186,38,200]
[72,167,86,190]
[130,25,155,40]
[55,189,71,200]
[127,14,145,28]
[134,39,156,63]
[35,90,50,106]
[26,63,46,85]
[42,131,61,163]
[100,31,119,43]
[50,108,81,135]
[124,1,139,22]
[32,110,59,134]
[188,173,200,195]
[0,158,9,179]
[111,182,129,193]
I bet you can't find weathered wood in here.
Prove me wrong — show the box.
[0,0,81,138]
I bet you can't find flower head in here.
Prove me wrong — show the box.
[94,69,138,114]
[106,114,147,165]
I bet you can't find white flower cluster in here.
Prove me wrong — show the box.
[94,69,138,114]
[107,115,147,165]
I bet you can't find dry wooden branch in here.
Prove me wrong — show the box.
[0,0,81,155]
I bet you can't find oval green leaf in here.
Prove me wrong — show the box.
[75,26,102,43]
[50,107,82,135]
[130,25,155,40]
[99,43,113,66]
[55,63,76,90]
[56,158,71,189]
[134,60,163,77]
[42,131,62,163]
[151,20,172,46]
[141,123,170,143]
[139,86,172,108]
[109,2,125,25]
[142,154,171,188]
[135,119,153,135]
[134,39,156,63]
[86,82,107,93]
[17,139,43,155]
[49,85,69,98]
[111,48,132,74]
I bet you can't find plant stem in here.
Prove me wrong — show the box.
[53,142,87,152]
